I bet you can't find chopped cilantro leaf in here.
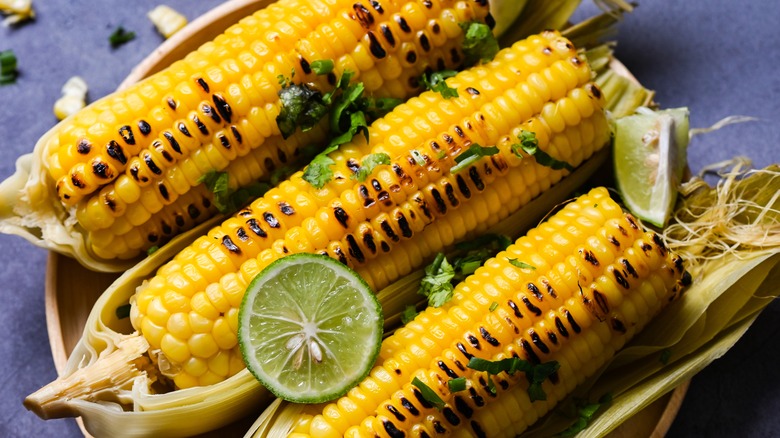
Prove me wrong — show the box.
[507,258,536,270]
[311,59,334,75]
[327,108,369,150]
[419,253,455,307]
[115,304,131,319]
[351,153,390,181]
[460,21,499,65]
[557,394,612,437]
[410,149,426,166]
[448,377,467,393]
[198,171,269,213]
[276,83,329,139]
[0,50,18,85]
[302,154,336,189]
[412,377,445,410]
[109,26,136,48]
[451,143,499,173]
[365,97,402,119]
[467,357,559,401]
[146,245,159,256]
[421,70,459,99]
[489,301,498,312]
[511,130,575,172]
[401,305,418,325]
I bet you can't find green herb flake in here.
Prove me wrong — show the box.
[365,97,402,119]
[660,348,672,365]
[146,245,159,256]
[412,377,445,410]
[198,171,231,213]
[455,234,512,252]
[419,253,455,307]
[557,393,613,437]
[467,357,559,401]
[115,304,131,320]
[311,59,334,75]
[460,21,499,65]
[109,26,136,48]
[0,50,18,85]
[511,130,575,172]
[401,305,418,325]
[302,154,336,189]
[507,258,536,270]
[420,69,459,99]
[489,301,498,312]
[451,143,500,174]
[352,153,391,182]
[447,377,467,393]
[410,149,426,166]
[276,83,329,139]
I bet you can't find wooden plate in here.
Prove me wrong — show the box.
[44,0,689,436]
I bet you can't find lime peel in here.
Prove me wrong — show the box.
[238,253,383,404]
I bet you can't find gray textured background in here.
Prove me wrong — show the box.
[0,1,778,436]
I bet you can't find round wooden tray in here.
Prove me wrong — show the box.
[44,0,689,436]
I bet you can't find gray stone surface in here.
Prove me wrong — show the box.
[0,1,777,437]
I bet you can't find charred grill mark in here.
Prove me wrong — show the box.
[202,197,211,209]
[617,224,628,236]
[138,120,152,136]
[163,131,182,154]
[187,204,201,219]
[362,231,377,254]
[327,72,337,86]
[212,94,232,123]
[161,221,172,235]
[380,24,395,47]
[457,342,473,359]
[414,195,433,220]
[527,283,543,301]
[236,227,249,241]
[468,387,485,406]
[456,174,471,198]
[400,397,419,416]
[454,396,473,418]
[508,300,522,318]
[386,404,406,422]
[371,179,382,191]
[263,212,280,228]
[346,234,365,263]
[148,233,158,242]
[438,360,459,379]
[592,289,610,314]
[612,267,630,289]
[353,3,375,27]
[540,278,558,299]
[278,202,295,215]
[380,219,399,242]
[381,420,404,438]
[454,126,465,138]
[582,249,599,266]
[413,388,434,410]
[640,242,653,253]
[396,212,413,238]
[521,338,541,364]
[334,206,349,228]
[263,157,276,172]
[529,329,550,354]
[587,83,603,99]
[333,246,348,265]
[174,213,185,227]
[443,407,461,425]
[547,330,559,345]
[396,15,411,33]
[192,114,209,135]
[103,194,117,211]
[611,317,627,333]
[299,56,311,74]
[418,31,431,52]
[346,158,361,173]
[405,50,417,63]
[555,316,569,337]
[622,258,638,278]
[118,125,135,146]
[564,309,582,333]
[76,138,91,154]
[480,327,499,347]
[442,133,454,145]
[106,140,127,165]
[380,241,390,252]
[467,333,481,350]
[443,182,459,206]
[369,0,383,13]
[158,182,170,201]
[608,235,620,247]
[92,160,112,179]
[468,167,485,190]
[246,218,267,238]
[196,77,210,93]
[450,48,461,64]
[367,31,387,59]
[222,235,241,254]
[471,421,486,438]
[422,0,432,7]
[167,96,178,110]
[522,296,542,316]
[465,87,480,96]
[430,188,447,214]
[673,255,684,274]
[231,125,242,144]
[177,122,192,137]
[201,103,222,124]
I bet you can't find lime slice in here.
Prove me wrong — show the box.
[614,107,690,228]
[238,254,383,403]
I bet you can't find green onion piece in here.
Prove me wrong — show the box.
[0,50,18,85]
[489,301,498,312]
[512,130,575,172]
[410,149,426,166]
[109,26,136,48]
[311,59,334,75]
[146,246,159,256]
[447,377,467,393]
[451,144,499,174]
[507,258,536,270]
[412,377,445,410]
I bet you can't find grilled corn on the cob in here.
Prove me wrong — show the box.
[268,187,690,437]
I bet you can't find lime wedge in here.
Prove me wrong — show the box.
[614,107,690,228]
[238,254,382,403]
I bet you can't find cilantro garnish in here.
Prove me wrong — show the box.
[467,357,560,401]
[364,97,402,119]
[450,143,499,174]
[412,377,446,410]
[301,154,336,189]
[447,377,467,393]
[460,21,499,65]
[418,253,455,307]
[198,171,270,213]
[109,26,136,48]
[507,258,536,270]
[511,130,575,172]
[310,59,334,75]
[351,153,391,181]
[401,305,418,325]
[420,69,459,99]
[557,393,613,437]
[0,50,18,85]
[115,304,131,320]
[276,82,329,139]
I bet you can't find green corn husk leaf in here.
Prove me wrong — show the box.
[520,164,780,437]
